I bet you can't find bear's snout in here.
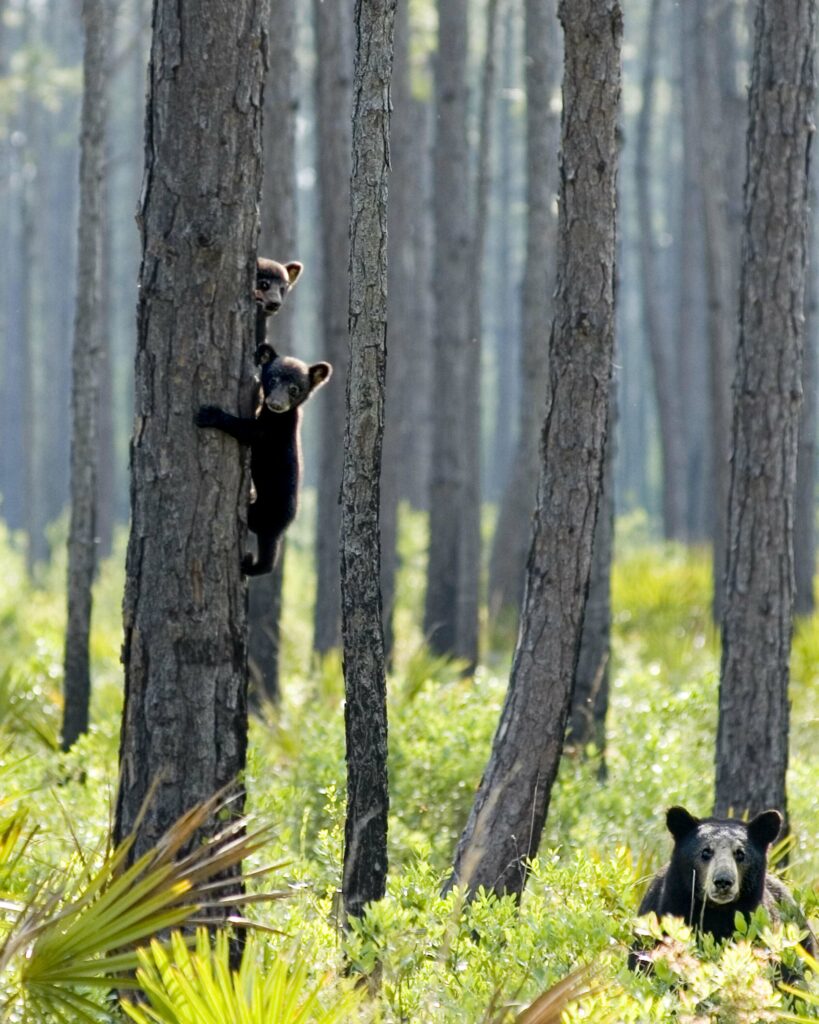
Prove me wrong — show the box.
[704,852,740,904]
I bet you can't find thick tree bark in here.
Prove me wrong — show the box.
[455,0,502,670]
[635,0,686,542]
[569,376,615,764]
[249,0,298,704]
[447,0,621,898]
[341,0,394,922]
[62,0,110,751]
[115,0,267,864]
[380,0,411,661]
[423,0,471,657]
[487,0,560,620]
[714,0,815,820]
[313,0,353,655]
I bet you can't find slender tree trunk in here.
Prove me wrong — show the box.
[794,160,818,616]
[448,0,621,898]
[456,0,502,669]
[424,0,471,657]
[62,0,110,751]
[341,0,394,921]
[677,0,709,542]
[635,0,686,541]
[714,0,815,820]
[380,0,411,660]
[313,0,353,655]
[115,0,267,864]
[695,0,738,615]
[249,0,298,704]
[487,0,560,620]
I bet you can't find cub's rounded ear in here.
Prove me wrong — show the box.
[666,806,699,840]
[285,261,303,286]
[255,344,276,366]
[748,809,782,848]
[309,361,332,389]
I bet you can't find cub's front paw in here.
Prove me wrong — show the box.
[196,405,223,428]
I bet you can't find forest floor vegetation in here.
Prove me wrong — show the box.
[0,505,817,1021]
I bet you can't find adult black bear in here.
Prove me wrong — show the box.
[629,806,816,970]
[197,343,331,576]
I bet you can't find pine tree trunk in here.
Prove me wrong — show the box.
[341,0,394,921]
[313,0,353,655]
[447,0,621,898]
[115,0,267,864]
[487,0,560,620]
[635,0,686,541]
[424,0,471,657]
[456,0,502,669]
[62,0,110,751]
[248,0,298,704]
[714,0,815,820]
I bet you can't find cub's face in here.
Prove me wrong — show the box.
[666,806,781,906]
[255,344,332,414]
[255,258,303,316]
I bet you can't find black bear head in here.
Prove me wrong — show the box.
[254,257,303,316]
[254,343,332,414]
[666,806,782,908]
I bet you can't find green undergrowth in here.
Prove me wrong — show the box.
[0,506,817,1020]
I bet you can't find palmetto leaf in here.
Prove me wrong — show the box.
[0,790,288,1023]
[121,929,362,1024]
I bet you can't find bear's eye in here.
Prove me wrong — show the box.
[735,848,745,862]
[701,847,713,862]
[288,384,300,398]
[258,280,270,291]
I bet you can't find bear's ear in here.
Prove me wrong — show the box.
[285,261,303,287]
[255,343,277,366]
[747,809,782,848]
[309,361,332,390]
[666,806,699,840]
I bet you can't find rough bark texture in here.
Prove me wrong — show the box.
[448,0,621,898]
[62,0,110,751]
[636,0,686,542]
[487,0,560,620]
[313,0,353,655]
[423,0,470,656]
[380,0,411,660]
[715,0,815,820]
[569,375,615,762]
[341,0,394,922]
[115,0,267,860]
[249,0,298,704]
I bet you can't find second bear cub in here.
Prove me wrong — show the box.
[197,343,332,576]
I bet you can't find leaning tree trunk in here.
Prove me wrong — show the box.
[62,0,110,751]
[635,0,686,542]
[313,0,353,656]
[341,0,395,922]
[249,0,298,705]
[423,0,470,657]
[447,0,621,898]
[115,0,267,864]
[714,0,815,820]
[487,0,560,621]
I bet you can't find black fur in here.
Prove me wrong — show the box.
[629,806,816,970]
[197,343,331,576]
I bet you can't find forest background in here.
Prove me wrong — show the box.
[0,0,818,1021]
